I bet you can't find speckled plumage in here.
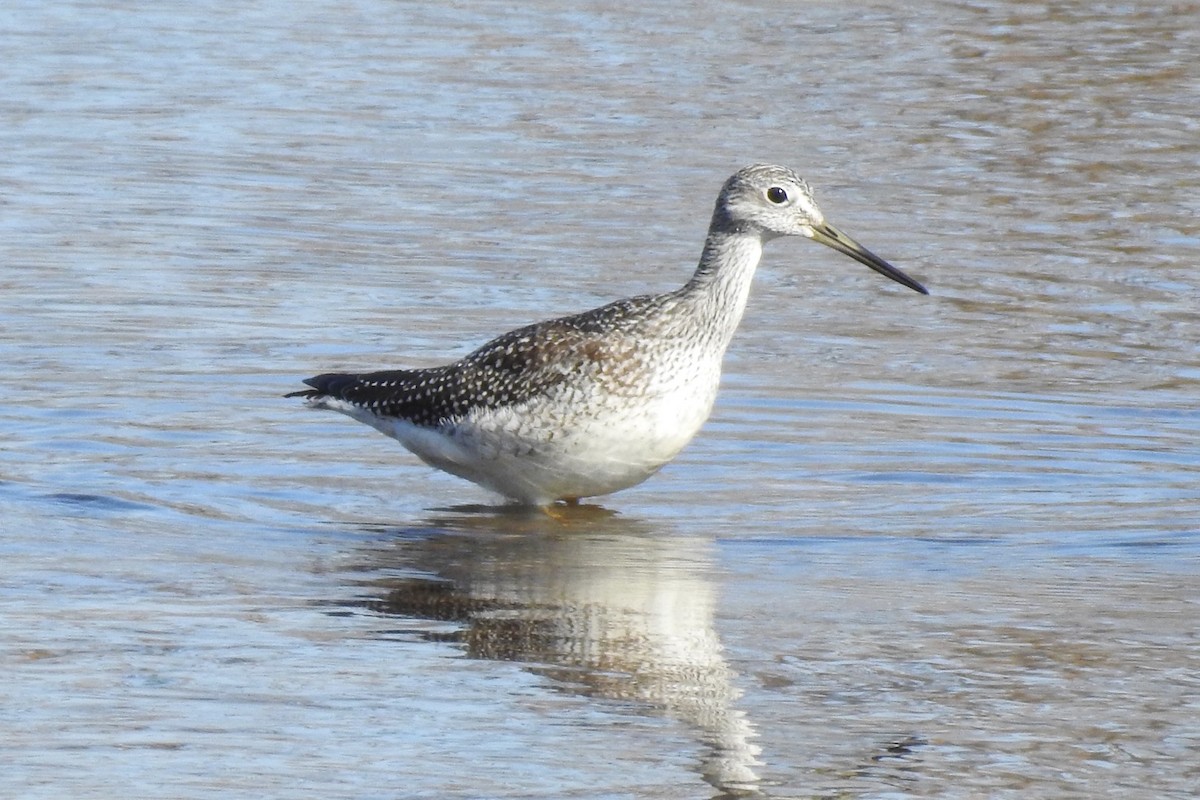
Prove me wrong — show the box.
[289,165,927,505]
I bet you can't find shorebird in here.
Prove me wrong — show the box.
[288,165,927,506]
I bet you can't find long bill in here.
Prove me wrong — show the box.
[807,222,928,295]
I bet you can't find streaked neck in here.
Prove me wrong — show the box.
[677,230,764,348]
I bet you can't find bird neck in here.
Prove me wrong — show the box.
[677,229,765,346]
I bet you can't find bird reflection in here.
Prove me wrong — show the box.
[343,505,763,798]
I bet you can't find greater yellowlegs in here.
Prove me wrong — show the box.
[288,164,927,506]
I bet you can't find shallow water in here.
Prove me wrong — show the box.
[2,0,1198,797]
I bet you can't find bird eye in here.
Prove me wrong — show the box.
[766,186,788,204]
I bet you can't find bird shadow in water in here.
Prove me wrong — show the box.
[335,505,765,798]
[328,505,930,798]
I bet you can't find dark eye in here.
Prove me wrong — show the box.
[766,186,788,204]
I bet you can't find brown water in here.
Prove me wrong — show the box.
[2,1,1197,797]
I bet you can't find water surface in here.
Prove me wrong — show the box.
[2,1,1197,797]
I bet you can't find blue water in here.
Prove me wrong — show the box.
[2,1,1198,797]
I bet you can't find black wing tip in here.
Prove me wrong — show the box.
[285,372,357,400]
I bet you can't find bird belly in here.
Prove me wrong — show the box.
[368,379,717,504]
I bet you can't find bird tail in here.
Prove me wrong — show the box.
[284,372,357,400]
